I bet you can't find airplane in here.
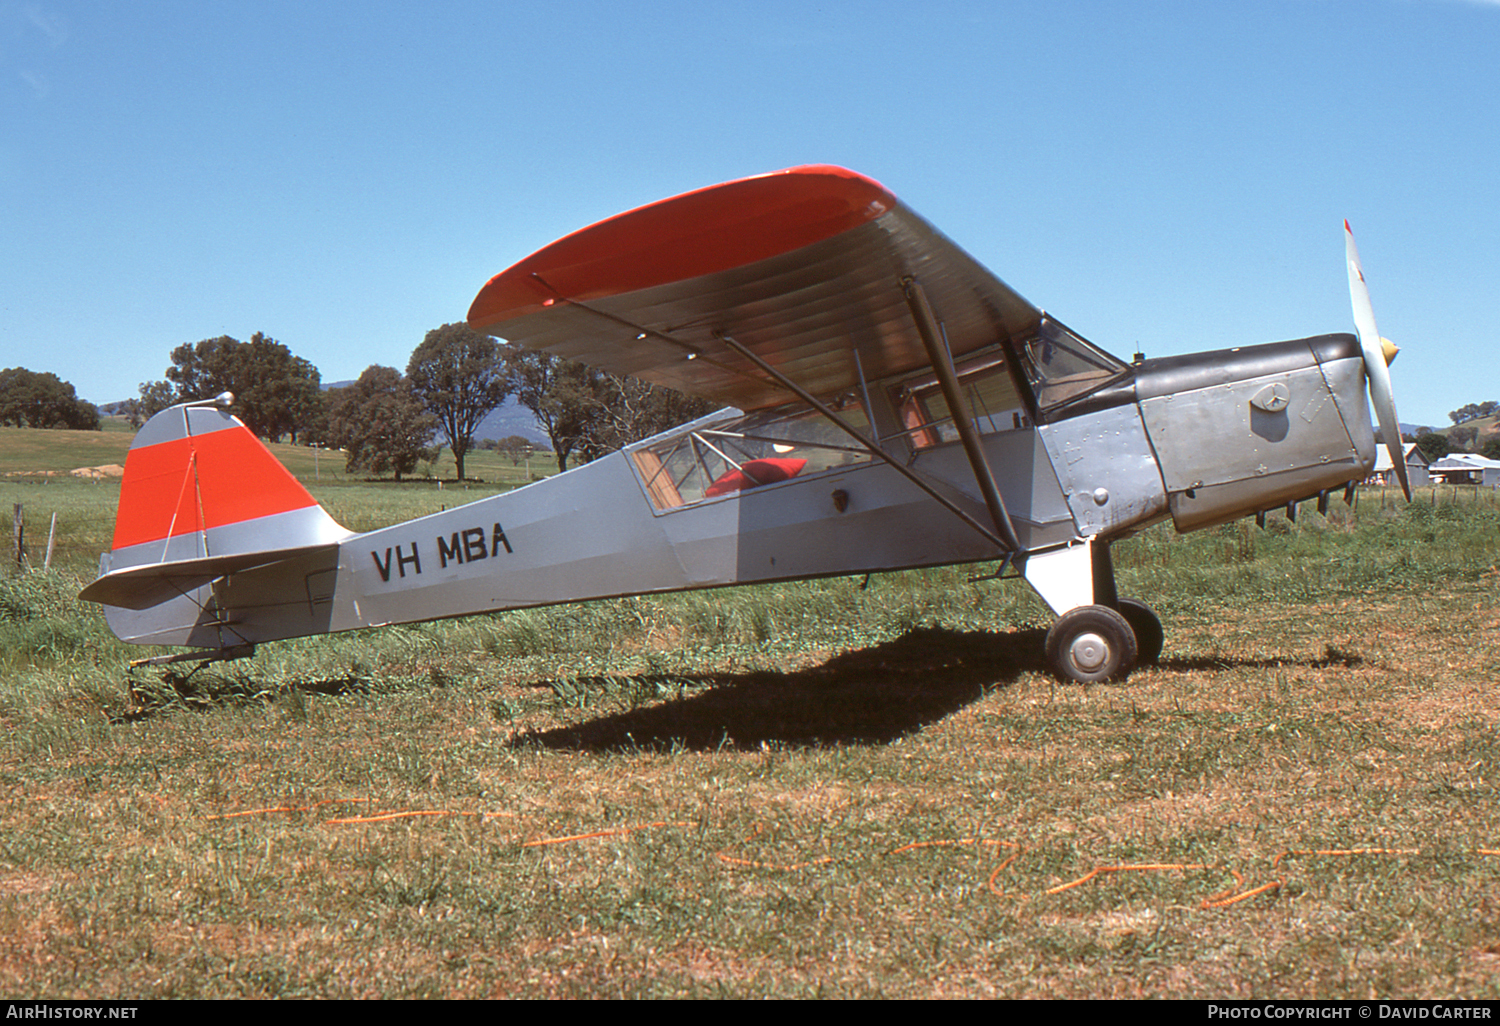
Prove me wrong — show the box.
[80,165,1409,684]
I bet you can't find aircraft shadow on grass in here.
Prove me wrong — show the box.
[114,629,1360,734]
[1155,645,1362,675]
[512,629,1365,753]
[510,626,1047,752]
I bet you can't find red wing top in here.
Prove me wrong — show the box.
[467,165,1043,411]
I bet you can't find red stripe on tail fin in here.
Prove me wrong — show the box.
[112,410,323,551]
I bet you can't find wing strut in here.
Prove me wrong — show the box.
[902,278,1023,554]
[714,333,1013,552]
[519,287,1016,553]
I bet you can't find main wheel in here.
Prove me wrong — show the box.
[1114,597,1164,665]
[1045,605,1138,684]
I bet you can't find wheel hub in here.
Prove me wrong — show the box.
[1068,632,1110,672]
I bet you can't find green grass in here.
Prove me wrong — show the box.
[2,424,1499,998]
[1,423,558,572]
[0,421,133,475]
[2,416,558,477]
[268,439,559,489]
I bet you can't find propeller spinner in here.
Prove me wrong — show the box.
[1345,220,1411,501]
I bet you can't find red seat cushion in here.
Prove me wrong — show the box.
[704,457,807,497]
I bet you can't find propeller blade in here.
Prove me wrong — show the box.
[1345,221,1411,501]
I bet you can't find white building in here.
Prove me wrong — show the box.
[1372,442,1431,488]
[1428,452,1500,488]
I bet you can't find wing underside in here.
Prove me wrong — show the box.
[467,166,1044,411]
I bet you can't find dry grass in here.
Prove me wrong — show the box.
[2,567,1498,997]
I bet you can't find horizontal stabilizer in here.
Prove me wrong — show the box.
[80,544,340,610]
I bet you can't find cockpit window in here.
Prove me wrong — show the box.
[888,346,1030,450]
[630,403,874,511]
[1016,316,1128,413]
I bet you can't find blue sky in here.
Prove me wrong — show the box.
[3,0,1496,429]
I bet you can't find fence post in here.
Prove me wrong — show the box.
[45,511,58,570]
[12,503,22,569]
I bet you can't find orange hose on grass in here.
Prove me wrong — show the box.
[1045,863,1209,896]
[205,799,370,821]
[886,838,1018,857]
[1201,879,1284,908]
[523,821,690,848]
[715,853,840,871]
[884,838,1023,899]
[1202,868,1245,903]
[715,819,841,872]
[1272,847,1419,868]
[987,852,1023,898]
[1200,870,1285,909]
[326,810,507,824]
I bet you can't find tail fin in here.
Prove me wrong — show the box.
[81,398,349,610]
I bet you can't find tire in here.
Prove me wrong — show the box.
[1115,597,1164,665]
[1045,605,1138,684]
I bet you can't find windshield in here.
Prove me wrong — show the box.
[1016,316,1128,413]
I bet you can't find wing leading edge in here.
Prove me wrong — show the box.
[467,165,1044,412]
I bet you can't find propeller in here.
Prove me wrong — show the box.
[1345,220,1411,501]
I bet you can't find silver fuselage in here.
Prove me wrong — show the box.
[102,334,1374,648]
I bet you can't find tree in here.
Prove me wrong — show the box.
[0,368,100,430]
[165,333,323,441]
[1415,432,1451,462]
[407,324,512,480]
[506,349,596,472]
[1449,401,1499,426]
[494,435,536,466]
[324,366,437,481]
[506,348,715,471]
[125,380,179,427]
[571,372,717,465]
[1481,438,1500,461]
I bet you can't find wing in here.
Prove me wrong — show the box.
[467,165,1043,412]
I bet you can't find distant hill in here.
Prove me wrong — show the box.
[1436,415,1498,441]
[319,382,548,446]
[474,397,548,446]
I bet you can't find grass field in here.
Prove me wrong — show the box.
[1,425,1498,998]
[0,420,558,484]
